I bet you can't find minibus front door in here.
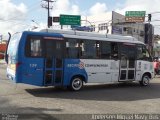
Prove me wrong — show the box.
[119,43,136,81]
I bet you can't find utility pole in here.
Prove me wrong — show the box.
[147,14,152,55]
[41,0,55,28]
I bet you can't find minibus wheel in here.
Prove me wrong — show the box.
[140,74,150,86]
[70,77,83,91]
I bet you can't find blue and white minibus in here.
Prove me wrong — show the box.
[5,29,154,91]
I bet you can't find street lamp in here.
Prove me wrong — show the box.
[31,20,40,30]
[31,20,40,26]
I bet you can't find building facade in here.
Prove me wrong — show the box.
[153,35,160,57]
[86,11,154,54]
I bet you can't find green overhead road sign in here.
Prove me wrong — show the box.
[125,11,146,22]
[60,14,81,26]
[125,11,146,17]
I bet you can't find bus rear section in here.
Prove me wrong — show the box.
[18,32,73,87]
[12,32,89,89]
[18,32,86,90]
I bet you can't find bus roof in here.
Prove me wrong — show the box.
[36,29,144,44]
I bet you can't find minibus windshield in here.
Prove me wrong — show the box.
[7,32,22,58]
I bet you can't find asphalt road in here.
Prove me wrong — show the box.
[0,63,160,120]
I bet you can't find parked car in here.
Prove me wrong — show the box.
[0,44,6,59]
[0,52,4,59]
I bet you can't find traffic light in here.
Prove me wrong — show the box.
[148,14,152,21]
[48,16,52,28]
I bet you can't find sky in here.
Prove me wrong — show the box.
[1,0,160,38]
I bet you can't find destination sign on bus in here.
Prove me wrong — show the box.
[43,37,64,40]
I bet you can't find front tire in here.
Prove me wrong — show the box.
[140,74,150,86]
[70,77,83,91]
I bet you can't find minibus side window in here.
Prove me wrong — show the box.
[137,44,151,61]
[25,36,43,57]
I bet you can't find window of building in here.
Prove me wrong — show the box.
[98,23,108,31]
[133,29,136,32]
[127,27,132,34]
[123,27,127,31]
[140,31,144,36]
[137,30,139,34]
